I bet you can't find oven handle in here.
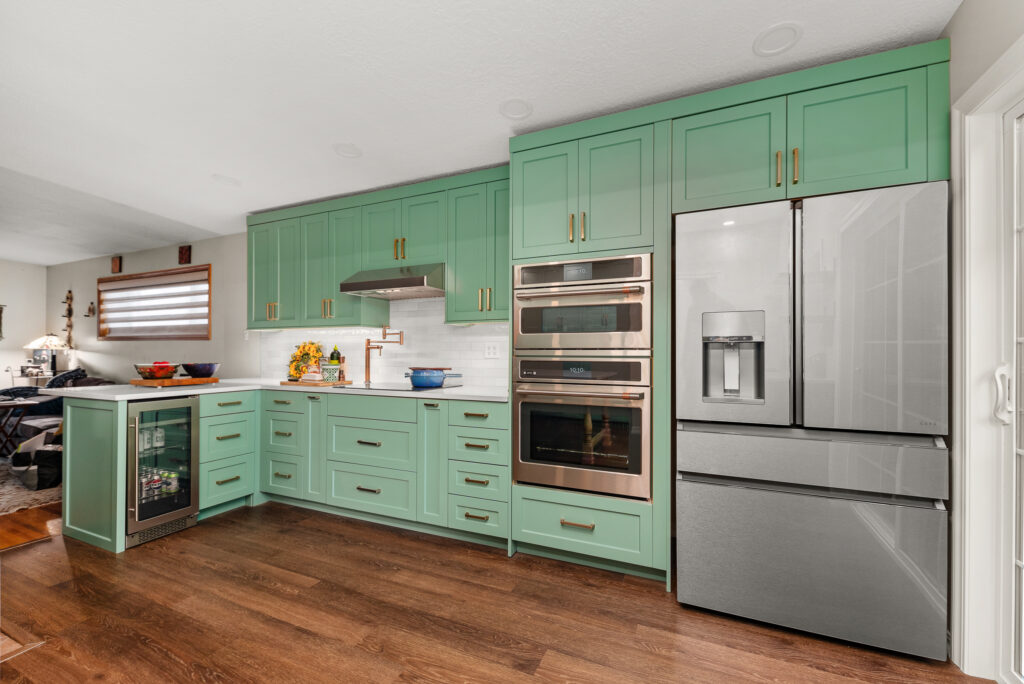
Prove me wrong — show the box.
[514,285,644,301]
[516,389,645,401]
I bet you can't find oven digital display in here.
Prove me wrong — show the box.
[563,361,592,379]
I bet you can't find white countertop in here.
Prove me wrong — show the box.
[39,378,508,403]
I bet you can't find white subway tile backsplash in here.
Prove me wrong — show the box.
[258,298,509,390]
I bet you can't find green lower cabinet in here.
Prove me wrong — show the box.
[199,391,258,417]
[326,461,417,521]
[262,411,305,456]
[416,400,448,526]
[327,394,417,422]
[447,427,509,467]
[199,412,256,463]
[200,454,254,510]
[447,461,508,502]
[448,495,509,539]
[512,485,653,567]
[326,416,416,471]
[448,400,509,430]
[262,452,303,498]
[260,393,324,503]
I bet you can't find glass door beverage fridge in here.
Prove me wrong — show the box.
[126,396,199,547]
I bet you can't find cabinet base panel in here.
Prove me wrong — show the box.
[510,541,668,583]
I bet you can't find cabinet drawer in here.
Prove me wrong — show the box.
[448,461,509,502]
[512,485,652,566]
[200,412,256,463]
[199,391,258,417]
[448,401,509,430]
[264,390,304,413]
[327,394,416,422]
[326,462,416,521]
[200,454,254,509]
[448,427,509,466]
[448,495,509,539]
[261,411,305,456]
[327,417,416,471]
[262,453,302,498]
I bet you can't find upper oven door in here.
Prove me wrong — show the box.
[514,282,651,350]
[514,253,651,289]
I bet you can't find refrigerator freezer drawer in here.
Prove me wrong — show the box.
[676,478,947,660]
[677,425,948,500]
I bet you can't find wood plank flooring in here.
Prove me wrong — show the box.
[0,503,60,552]
[0,502,982,683]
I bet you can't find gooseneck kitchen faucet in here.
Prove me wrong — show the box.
[364,325,404,384]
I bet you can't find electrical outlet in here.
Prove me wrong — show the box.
[483,343,500,359]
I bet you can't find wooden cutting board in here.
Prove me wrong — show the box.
[280,380,353,387]
[130,377,220,387]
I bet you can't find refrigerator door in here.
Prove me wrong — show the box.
[675,202,793,425]
[802,182,948,434]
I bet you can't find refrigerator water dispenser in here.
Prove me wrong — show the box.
[702,311,765,404]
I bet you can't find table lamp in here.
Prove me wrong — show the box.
[24,334,69,374]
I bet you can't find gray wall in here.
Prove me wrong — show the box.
[45,233,259,383]
[942,0,1024,102]
[0,258,48,388]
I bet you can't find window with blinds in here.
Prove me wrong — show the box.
[97,265,212,340]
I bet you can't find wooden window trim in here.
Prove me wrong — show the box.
[97,264,212,341]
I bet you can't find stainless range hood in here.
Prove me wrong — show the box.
[339,263,445,300]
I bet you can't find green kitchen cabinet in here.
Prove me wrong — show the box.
[672,97,788,212]
[446,180,510,323]
[260,393,325,503]
[487,180,510,320]
[416,400,449,526]
[300,213,332,325]
[401,191,447,265]
[361,199,403,270]
[787,69,928,197]
[274,220,302,326]
[326,416,417,471]
[512,126,654,260]
[247,217,301,328]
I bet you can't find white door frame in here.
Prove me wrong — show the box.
[951,32,1024,683]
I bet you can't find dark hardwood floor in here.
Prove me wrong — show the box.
[0,502,981,682]
[0,503,61,552]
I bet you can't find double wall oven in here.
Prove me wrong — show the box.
[513,254,652,500]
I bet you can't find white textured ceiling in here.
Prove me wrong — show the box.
[0,0,961,265]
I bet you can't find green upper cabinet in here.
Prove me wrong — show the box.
[401,191,447,265]
[300,213,332,325]
[486,180,510,320]
[446,184,489,322]
[512,126,654,260]
[512,140,579,260]
[274,219,302,326]
[362,199,403,270]
[247,218,300,328]
[787,69,928,197]
[672,97,788,212]
[330,207,389,327]
[578,125,654,251]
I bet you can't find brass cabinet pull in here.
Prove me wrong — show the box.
[464,477,490,486]
[486,287,492,311]
[393,238,399,259]
[775,150,782,187]
[274,472,293,479]
[465,442,490,450]
[569,213,575,242]
[307,395,320,400]
[581,211,586,241]
[266,303,271,321]
[357,485,381,494]
[401,237,406,259]
[274,430,293,437]
[792,147,799,184]
[424,402,439,408]
[357,439,382,447]
[216,433,241,441]
[478,288,483,311]
[560,518,596,531]
[327,298,334,318]
[216,475,241,486]
[464,512,490,522]
[320,299,324,318]
[273,399,291,405]
[218,400,242,407]
[464,412,489,418]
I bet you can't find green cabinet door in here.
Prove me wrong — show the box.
[248,224,278,329]
[787,69,928,197]
[274,218,302,326]
[446,184,489,322]
[486,180,510,321]
[512,140,579,259]
[416,400,449,526]
[330,207,389,327]
[672,97,788,212]
[579,125,655,251]
[362,199,403,270]
[401,191,447,265]
[304,394,326,503]
[300,213,331,326]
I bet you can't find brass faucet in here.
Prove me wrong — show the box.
[364,325,404,384]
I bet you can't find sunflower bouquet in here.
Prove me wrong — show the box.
[288,340,324,380]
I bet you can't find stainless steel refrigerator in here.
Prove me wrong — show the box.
[674,181,949,660]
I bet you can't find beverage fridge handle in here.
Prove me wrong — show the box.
[128,416,139,517]
[793,202,804,425]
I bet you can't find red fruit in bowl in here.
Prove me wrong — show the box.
[153,361,170,365]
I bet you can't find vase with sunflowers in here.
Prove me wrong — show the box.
[288,340,324,380]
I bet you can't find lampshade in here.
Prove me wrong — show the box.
[24,334,69,350]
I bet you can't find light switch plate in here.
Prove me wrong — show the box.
[484,343,500,359]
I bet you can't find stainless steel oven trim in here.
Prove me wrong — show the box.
[514,355,651,386]
[126,396,200,535]
[513,281,652,351]
[513,382,651,500]
[513,253,652,289]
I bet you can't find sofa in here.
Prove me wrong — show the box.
[1,368,114,440]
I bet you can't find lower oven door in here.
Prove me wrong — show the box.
[513,383,650,500]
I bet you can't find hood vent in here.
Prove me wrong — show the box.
[339,263,445,300]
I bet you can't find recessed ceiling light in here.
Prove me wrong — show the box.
[211,173,241,187]
[333,143,363,158]
[753,22,803,57]
[499,99,533,121]
[722,220,736,226]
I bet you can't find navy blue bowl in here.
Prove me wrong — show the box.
[181,362,220,378]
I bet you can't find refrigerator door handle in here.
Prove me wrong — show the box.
[994,363,1014,425]
[793,202,804,426]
